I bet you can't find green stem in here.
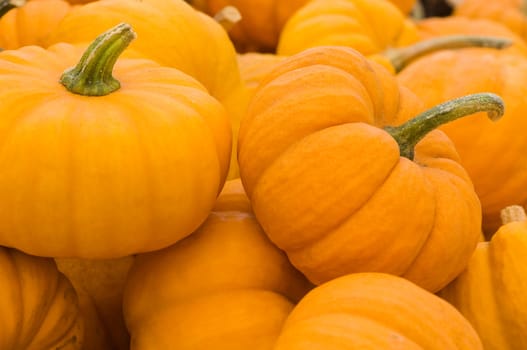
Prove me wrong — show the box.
[384,93,504,160]
[60,23,136,96]
[0,0,25,17]
[384,35,513,73]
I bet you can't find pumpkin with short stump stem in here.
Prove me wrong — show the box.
[438,205,527,350]
[238,46,503,293]
[0,23,231,258]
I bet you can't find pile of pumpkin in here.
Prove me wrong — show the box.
[0,0,526,349]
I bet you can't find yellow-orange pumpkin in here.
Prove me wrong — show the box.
[0,23,231,258]
[123,179,313,349]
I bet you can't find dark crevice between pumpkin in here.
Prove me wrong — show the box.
[384,93,504,160]
[0,0,25,17]
[60,23,136,96]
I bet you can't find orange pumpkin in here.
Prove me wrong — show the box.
[0,247,84,349]
[274,273,483,349]
[0,0,72,49]
[452,0,527,42]
[277,0,420,57]
[238,46,503,292]
[0,23,231,258]
[237,52,287,98]
[123,179,313,349]
[47,0,250,180]
[397,41,527,234]
[56,256,135,350]
[438,205,527,349]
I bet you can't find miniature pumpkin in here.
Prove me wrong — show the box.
[238,45,503,292]
[397,44,527,234]
[0,0,72,49]
[47,0,248,179]
[438,205,527,349]
[0,247,84,349]
[277,0,420,57]
[274,273,483,349]
[237,52,287,98]
[0,23,231,258]
[123,179,313,349]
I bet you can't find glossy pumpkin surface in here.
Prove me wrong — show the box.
[0,24,231,258]
[123,179,313,349]
[238,45,488,292]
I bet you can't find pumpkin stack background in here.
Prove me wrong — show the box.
[0,0,525,349]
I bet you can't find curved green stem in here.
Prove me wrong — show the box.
[60,23,136,96]
[384,93,504,160]
[384,35,513,73]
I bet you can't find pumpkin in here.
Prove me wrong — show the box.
[277,0,420,57]
[438,205,527,349]
[0,247,84,349]
[274,273,483,349]
[0,23,231,258]
[415,16,527,56]
[452,0,527,42]
[56,256,135,350]
[47,0,249,179]
[238,45,504,292]
[0,0,72,49]
[123,179,313,349]
[237,52,287,98]
[397,42,527,234]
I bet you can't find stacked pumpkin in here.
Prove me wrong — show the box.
[0,0,526,349]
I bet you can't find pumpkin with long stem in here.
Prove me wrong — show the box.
[238,45,504,292]
[0,23,231,258]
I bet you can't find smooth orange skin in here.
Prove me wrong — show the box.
[438,218,527,349]
[237,52,287,98]
[46,0,247,179]
[277,0,420,57]
[274,273,483,350]
[397,49,527,234]
[0,43,231,258]
[0,247,84,349]
[123,179,313,349]
[238,46,482,293]
[0,0,72,49]
[415,16,527,56]
[453,0,527,42]
[56,256,135,350]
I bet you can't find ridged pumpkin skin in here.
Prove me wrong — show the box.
[0,0,72,49]
[277,0,420,57]
[0,247,84,349]
[47,0,248,179]
[397,49,527,234]
[274,273,483,350]
[237,53,287,99]
[453,0,527,42]
[0,38,231,258]
[238,46,483,293]
[438,206,527,350]
[123,179,313,349]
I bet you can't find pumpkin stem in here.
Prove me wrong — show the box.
[384,35,513,73]
[60,23,136,96]
[214,6,242,32]
[385,93,504,160]
[500,205,527,224]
